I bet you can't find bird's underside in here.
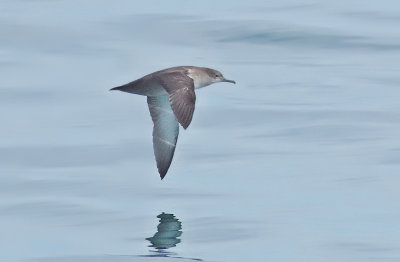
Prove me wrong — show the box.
[147,95,179,178]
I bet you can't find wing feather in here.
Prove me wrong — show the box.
[147,95,179,179]
[156,72,196,129]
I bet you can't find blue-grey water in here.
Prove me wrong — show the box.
[1,0,400,261]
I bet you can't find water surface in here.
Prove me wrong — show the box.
[1,0,400,261]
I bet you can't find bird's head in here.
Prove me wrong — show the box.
[205,68,236,85]
[188,67,236,89]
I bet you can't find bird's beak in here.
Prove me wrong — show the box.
[222,78,236,84]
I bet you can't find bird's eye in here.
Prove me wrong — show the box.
[215,74,219,77]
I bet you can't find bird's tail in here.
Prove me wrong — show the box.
[110,78,142,92]
[110,86,122,91]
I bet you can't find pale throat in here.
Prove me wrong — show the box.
[187,68,211,89]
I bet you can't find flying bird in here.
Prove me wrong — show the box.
[111,66,235,179]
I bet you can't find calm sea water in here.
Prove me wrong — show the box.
[1,1,400,261]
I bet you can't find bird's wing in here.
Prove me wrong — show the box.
[147,95,179,179]
[155,72,196,129]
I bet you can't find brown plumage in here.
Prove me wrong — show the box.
[111,66,235,179]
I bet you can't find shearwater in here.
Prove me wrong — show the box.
[111,66,235,179]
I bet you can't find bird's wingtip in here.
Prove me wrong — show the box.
[110,86,120,91]
[180,122,190,130]
[159,168,168,180]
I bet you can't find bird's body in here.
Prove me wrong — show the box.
[111,66,235,179]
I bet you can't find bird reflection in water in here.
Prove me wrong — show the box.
[143,212,202,261]
[147,212,182,251]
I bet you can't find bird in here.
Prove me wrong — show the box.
[110,66,235,179]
